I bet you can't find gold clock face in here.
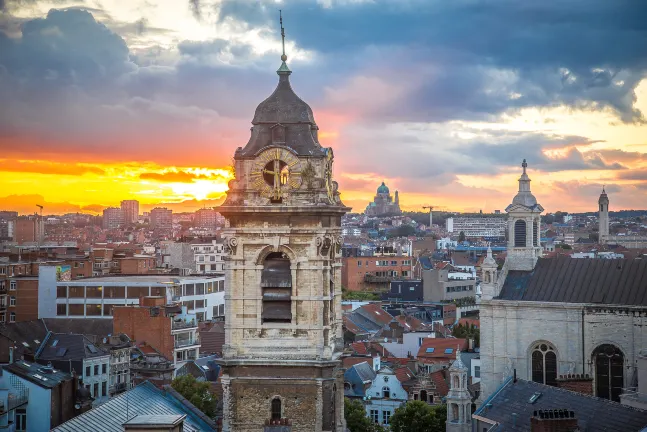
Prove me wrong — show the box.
[325,148,335,203]
[250,147,302,199]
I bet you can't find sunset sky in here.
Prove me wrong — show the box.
[1,1,647,215]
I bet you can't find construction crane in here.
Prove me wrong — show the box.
[422,205,446,227]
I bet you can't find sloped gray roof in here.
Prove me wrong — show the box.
[354,361,377,383]
[475,379,647,431]
[38,333,108,361]
[52,381,216,432]
[498,258,647,305]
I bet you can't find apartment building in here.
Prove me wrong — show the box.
[38,267,225,322]
[120,200,139,225]
[445,217,507,238]
[9,215,45,244]
[102,208,124,230]
[194,208,217,228]
[190,240,225,274]
[150,208,173,231]
[342,254,413,292]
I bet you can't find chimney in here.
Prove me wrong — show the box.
[530,409,579,432]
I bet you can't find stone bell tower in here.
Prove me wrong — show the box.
[217,14,348,432]
[598,186,609,243]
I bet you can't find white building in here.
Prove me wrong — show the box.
[38,267,225,322]
[479,160,647,408]
[445,217,507,238]
[342,227,362,237]
[436,237,458,250]
[190,240,226,274]
[364,366,408,427]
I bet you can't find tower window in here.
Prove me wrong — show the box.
[514,220,527,247]
[271,397,282,420]
[261,253,292,323]
[533,220,538,247]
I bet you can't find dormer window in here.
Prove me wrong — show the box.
[271,124,286,144]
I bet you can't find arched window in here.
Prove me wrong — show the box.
[514,220,527,247]
[382,386,390,399]
[451,404,459,421]
[419,389,427,402]
[593,344,624,402]
[533,220,538,246]
[261,253,292,323]
[453,375,460,389]
[271,397,282,420]
[531,343,557,385]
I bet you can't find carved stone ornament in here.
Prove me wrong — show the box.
[335,236,343,254]
[225,237,238,255]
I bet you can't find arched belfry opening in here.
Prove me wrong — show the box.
[514,219,527,247]
[261,252,292,323]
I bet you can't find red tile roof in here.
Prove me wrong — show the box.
[358,303,393,326]
[350,342,369,355]
[343,356,374,369]
[416,338,468,360]
[343,315,364,335]
[394,366,415,384]
[395,315,430,332]
[430,370,449,396]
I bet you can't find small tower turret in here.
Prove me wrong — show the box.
[446,347,472,432]
[480,246,498,301]
[599,186,609,243]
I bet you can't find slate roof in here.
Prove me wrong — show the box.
[475,378,647,431]
[52,381,217,432]
[498,258,647,305]
[37,332,108,361]
[344,361,376,398]
[198,321,224,355]
[418,256,433,270]
[355,303,393,327]
[4,360,72,389]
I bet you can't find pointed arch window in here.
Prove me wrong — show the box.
[514,220,527,247]
[593,344,624,402]
[531,343,557,386]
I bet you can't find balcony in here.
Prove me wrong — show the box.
[172,320,197,330]
[109,382,128,395]
[174,338,200,349]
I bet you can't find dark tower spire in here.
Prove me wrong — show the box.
[278,10,291,75]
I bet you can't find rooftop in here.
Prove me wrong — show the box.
[4,360,72,389]
[37,332,109,361]
[475,378,647,431]
[123,414,185,427]
[499,258,647,305]
[61,274,223,284]
[52,381,216,432]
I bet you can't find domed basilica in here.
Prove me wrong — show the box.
[365,182,402,216]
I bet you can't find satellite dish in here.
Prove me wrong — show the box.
[74,404,81,410]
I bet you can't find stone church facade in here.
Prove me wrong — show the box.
[365,182,401,217]
[216,35,348,431]
[480,161,647,406]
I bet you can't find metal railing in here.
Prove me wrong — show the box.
[172,320,197,330]
[174,338,200,348]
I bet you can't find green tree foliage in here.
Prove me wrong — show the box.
[458,231,466,242]
[344,398,386,432]
[342,287,381,301]
[556,243,572,250]
[389,401,447,432]
[387,224,417,238]
[452,323,480,347]
[171,375,218,418]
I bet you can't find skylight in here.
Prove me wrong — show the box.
[444,348,453,354]
[52,340,58,347]
[426,348,435,353]
[22,342,29,347]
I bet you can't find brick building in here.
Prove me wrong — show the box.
[113,298,200,373]
[102,207,123,230]
[194,208,217,228]
[120,200,139,224]
[10,215,44,244]
[342,255,413,292]
[114,255,157,274]
[150,208,173,231]
[7,276,39,323]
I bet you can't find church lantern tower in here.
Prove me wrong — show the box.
[446,348,472,432]
[598,186,609,243]
[480,246,498,301]
[505,160,544,271]
[217,14,348,432]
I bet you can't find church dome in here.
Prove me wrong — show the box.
[377,182,390,194]
[511,160,539,208]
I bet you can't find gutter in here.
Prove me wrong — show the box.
[474,376,513,416]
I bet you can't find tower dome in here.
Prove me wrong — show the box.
[377,182,390,194]
[511,159,539,209]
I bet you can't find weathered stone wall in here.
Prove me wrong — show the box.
[480,301,647,402]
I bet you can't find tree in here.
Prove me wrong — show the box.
[452,323,480,347]
[171,375,218,418]
[458,231,466,242]
[344,398,386,432]
[389,401,447,432]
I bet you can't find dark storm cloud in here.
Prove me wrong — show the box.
[217,0,647,123]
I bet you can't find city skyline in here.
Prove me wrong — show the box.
[1,1,647,215]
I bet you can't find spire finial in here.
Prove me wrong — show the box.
[522,159,527,174]
[602,185,606,193]
[280,10,287,62]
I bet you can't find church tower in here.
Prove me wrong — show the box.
[446,348,472,432]
[480,246,498,301]
[217,15,348,432]
[599,186,609,243]
[504,160,544,271]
